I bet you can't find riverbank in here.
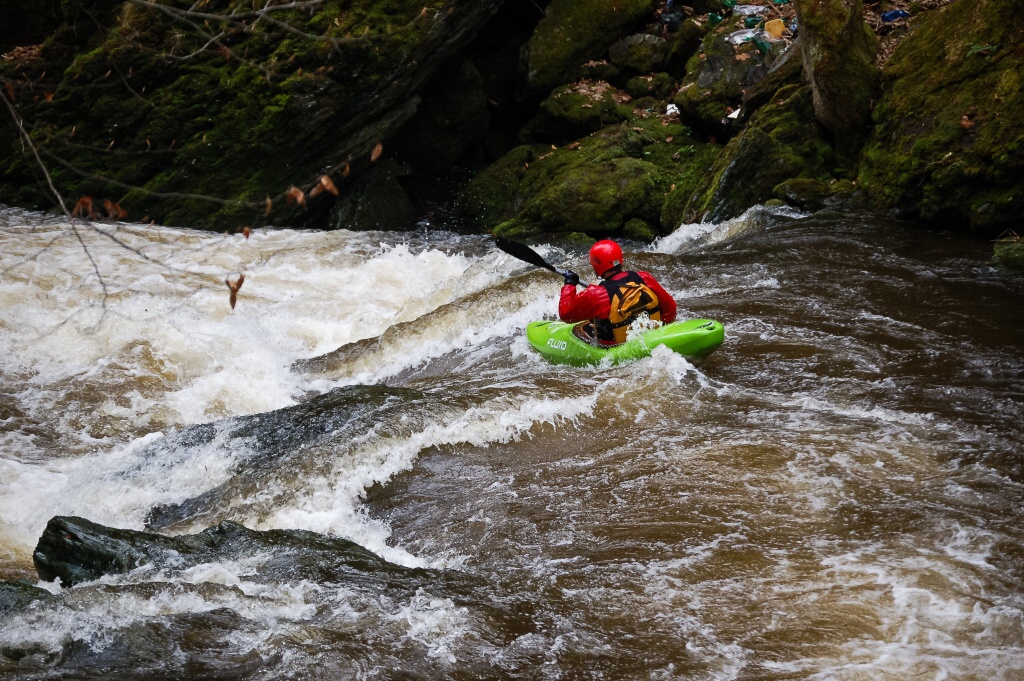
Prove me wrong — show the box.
[0,0,1021,239]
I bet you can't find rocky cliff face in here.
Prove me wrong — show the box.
[0,0,1020,237]
[858,0,1024,233]
[0,0,505,229]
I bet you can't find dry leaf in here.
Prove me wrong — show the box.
[103,199,127,220]
[286,185,306,208]
[226,274,245,310]
[370,142,383,162]
[71,196,97,220]
[319,174,339,196]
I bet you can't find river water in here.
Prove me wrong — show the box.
[0,205,1022,680]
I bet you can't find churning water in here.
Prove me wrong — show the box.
[0,205,1022,679]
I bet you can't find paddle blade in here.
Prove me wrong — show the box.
[494,237,557,273]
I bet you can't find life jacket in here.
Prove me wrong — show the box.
[594,271,662,344]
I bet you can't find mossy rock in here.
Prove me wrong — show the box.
[459,118,719,240]
[521,0,659,96]
[664,18,708,77]
[521,81,635,145]
[608,34,669,75]
[689,84,836,221]
[993,237,1024,269]
[858,0,1024,233]
[624,72,677,100]
[0,0,505,230]
[772,178,830,211]
[672,16,773,140]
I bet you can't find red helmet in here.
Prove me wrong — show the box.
[589,239,623,277]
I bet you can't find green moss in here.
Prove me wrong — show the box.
[523,0,658,94]
[689,85,836,221]
[0,0,476,229]
[858,0,1024,232]
[463,117,719,240]
[993,237,1024,268]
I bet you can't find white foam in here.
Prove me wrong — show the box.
[652,204,805,254]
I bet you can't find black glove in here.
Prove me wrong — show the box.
[563,270,580,286]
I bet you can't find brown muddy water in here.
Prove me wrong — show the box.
[0,205,1022,680]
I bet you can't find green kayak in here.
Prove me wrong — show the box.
[526,318,725,367]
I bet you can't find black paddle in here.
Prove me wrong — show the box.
[494,237,587,286]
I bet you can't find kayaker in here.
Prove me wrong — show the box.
[559,239,677,345]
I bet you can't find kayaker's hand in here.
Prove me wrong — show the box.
[563,270,580,286]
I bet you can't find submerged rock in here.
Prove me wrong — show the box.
[0,580,52,614]
[33,515,432,588]
[142,385,430,531]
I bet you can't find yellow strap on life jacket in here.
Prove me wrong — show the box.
[597,272,662,344]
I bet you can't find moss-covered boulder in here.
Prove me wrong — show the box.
[609,34,669,75]
[793,0,879,158]
[858,0,1024,233]
[688,84,840,221]
[521,80,635,144]
[993,233,1024,269]
[520,0,658,96]
[0,0,504,230]
[458,117,719,239]
[672,16,783,141]
[664,18,708,78]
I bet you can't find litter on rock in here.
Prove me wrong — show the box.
[726,28,760,44]
[881,9,910,21]
[732,4,768,15]
[764,18,786,39]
